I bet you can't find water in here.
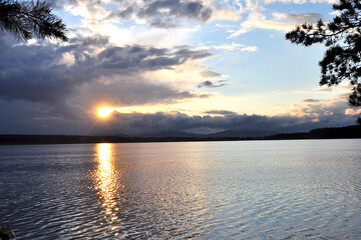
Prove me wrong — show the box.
[0,139,360,239]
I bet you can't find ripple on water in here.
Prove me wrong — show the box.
[0,140,360,239]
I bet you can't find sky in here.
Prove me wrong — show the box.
[0,0,360,136]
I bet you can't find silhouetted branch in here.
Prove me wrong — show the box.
[286,0,361,107]
[0,0,67,41]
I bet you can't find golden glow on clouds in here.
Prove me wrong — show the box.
[141,60,210,88]
[95,93,266,118]
[98,105,176,117]
[95,82,351,119]
[58,0,348,124]
[345,109,361,115]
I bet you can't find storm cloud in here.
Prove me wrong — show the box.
[135,0,212,27]
[23,110,358,136]
[204,110,237,116]
[198,80,227,88]
[100,110,357,136]
[0,34,214,116]
[0,1,357,137]
[0,103,357,135]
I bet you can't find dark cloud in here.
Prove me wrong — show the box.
[217,79,230,83]
[173,46,214,59]
[91,111,358,136]
[0,34,214,115]
[76,42,213,72]
[204,110,237,116]
[116,0,212,28]
[82,79,211,107]
[0,37,85,108]
[0,99,90,134]
[198,80,227,88]
[73,34,110,50]
[50,0,213,28]
[0,96,357,135]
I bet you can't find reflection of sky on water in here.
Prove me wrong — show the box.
[93,143,123,235]
[0,140,360,239]
[84,140,361,239]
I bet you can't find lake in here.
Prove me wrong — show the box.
[0,139,360,239]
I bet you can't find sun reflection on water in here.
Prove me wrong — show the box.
[94,143,122,224]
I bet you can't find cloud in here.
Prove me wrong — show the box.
[272,13,323,22]
[294,87,332,93]
[92,110,357,136]
[329,10,341,16]
[0,34,215,117]
[1,101,356,135]
[0,99,89,134]
[301,99,321,103]
[135,0,212,28]
[200,70,222,78]
[0,89,357,135]
[2,0,356,136]
[95,44,213,71]
[204,110,237,115]
[228,0,325,38]
[241,46,258,52]
[264,0,337,4]
[51,0,245,29]
[290,93,352,118]
[54,0,213,28]
[198,80,227,88]
[345,109,361,116]
[201,42,258,52]
[83,78,212,108]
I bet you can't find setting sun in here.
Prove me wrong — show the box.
[98,108,114,117]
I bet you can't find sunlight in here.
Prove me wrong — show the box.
[94,143,120,222]
[98,107,114,117]
[98,143,112,171]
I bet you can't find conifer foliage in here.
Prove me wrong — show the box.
[286,0,361,107]
[0,0,67,41]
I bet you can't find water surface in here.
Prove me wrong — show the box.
[0,139,360,239]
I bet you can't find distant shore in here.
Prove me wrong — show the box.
[0,125,360,145]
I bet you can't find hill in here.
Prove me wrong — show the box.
[267,125,361,140]
[0,125,360,145]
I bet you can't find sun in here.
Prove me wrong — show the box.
[98,107,114,117]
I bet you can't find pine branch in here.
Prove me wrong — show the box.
[286,0,361,107]
[0,0,67,41]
